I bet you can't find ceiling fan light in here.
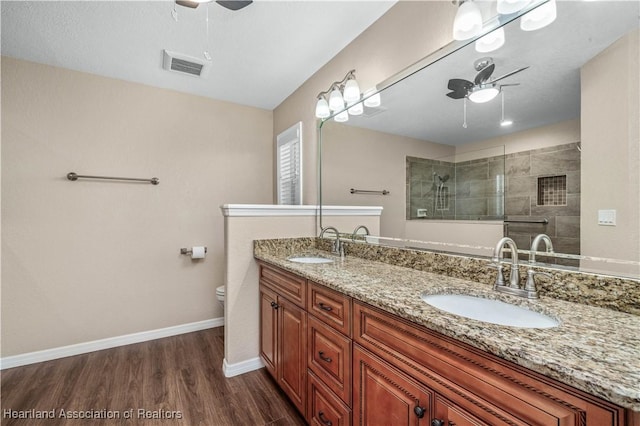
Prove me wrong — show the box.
[453,1,483,41]
[343,78,361,103]
[468,85,500,103]
[348,102,363,116]
[334,111,349,123]
[496,0,530,15]
[475,27,505,53]
[520,0,556,31]
[315,97,330,119]
[363,89,381,108]
[500,119,513,126]
[328,87,345,112]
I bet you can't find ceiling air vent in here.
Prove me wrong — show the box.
[162,50,210,78]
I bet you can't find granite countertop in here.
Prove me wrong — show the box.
[254,247,640,412]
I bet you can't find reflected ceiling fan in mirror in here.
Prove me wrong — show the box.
[446,57,528,104]
[176,0,253,11]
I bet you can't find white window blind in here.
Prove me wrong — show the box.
[276,122,302,205]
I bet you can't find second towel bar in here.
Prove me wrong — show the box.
[67,172,159,185]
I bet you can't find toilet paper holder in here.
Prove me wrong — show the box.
[180,247,207,255]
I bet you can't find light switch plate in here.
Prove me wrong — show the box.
[598,209,616,226]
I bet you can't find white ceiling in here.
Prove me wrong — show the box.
[1,0,396,110]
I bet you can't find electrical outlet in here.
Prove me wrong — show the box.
[598,209,616,226]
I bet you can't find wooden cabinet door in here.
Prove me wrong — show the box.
[353,346,432,426]
[279,297,307,418]
[259,284,278,378]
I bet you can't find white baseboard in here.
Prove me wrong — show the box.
[0,317,224,370]
[222,356,264,377]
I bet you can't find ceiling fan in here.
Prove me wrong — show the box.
[446,57,528,103]
[176,0,253,11]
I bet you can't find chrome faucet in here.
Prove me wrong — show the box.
[320,226,344,257]
[492,237,520,290]
[351,225,370,241]
[529,233,554,264]
[524,234,555,297]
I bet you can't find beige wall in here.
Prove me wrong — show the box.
[321,121,453,238]
[273,1,456,206]
[1,57,273,357]
[458,119,581,157]
[581,29,639,272]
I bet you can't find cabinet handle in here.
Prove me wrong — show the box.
[318,411,332,426]
[270,301,279,310]
[318,351,332,363]
[318,302,333,312]
[414,406,426,419]
[431,419,444,426]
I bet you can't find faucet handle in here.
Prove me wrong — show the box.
[489,262,506,287]
[525,269,552,293]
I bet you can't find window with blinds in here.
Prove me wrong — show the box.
[276,122,302,205]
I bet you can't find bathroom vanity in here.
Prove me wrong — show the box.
[255,239,639,426]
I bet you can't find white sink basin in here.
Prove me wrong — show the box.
[288,256,334,264]
[421,294,559,329]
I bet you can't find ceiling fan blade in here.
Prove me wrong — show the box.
[491,66,529,84]
[446,90,468,100]
[474,63,495,85]
[447,78,474,91]
[176,0,200,8]
[500,83,520,88]
[216,0,253,10]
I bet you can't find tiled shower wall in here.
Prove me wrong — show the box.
[406,156,504,220]
[505,142,581,258]
[407,142,581,256]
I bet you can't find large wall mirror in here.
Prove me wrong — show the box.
[319,1,639,279]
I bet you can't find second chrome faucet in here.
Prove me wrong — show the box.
[492,234,554,299]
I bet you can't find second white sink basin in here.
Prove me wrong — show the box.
[288,256,334,264]
[422,293,559,329]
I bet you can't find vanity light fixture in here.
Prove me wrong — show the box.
[363,89,381,108]
[328,86,345,111]
[496,0,530,15]
[315,97,331,119]
[475,26,505,53]
[315,69,363,120]
[348,102,364,116]
[334,111,349,123]
[520,0,556,31]
[453,0,483,40]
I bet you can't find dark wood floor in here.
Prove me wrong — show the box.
[1,327,305,425]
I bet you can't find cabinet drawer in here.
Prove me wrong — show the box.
[259,263,306,308]
[353,301,624,426]
[308,315,352,406]
[308,371,352,426]
[308,281,351,336]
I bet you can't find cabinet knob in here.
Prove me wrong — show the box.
[318,351,332,363]
[318,411,332,426]
[431,419,444,426]
[414,406,426,419]
[270,301,279,310]
[318,302,333,312]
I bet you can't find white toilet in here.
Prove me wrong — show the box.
[216,285,225,311]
